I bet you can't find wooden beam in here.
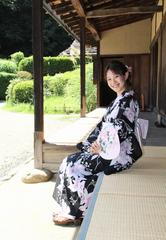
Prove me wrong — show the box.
[43,0,80,41]
[87,6,163,18]
[70,0,85,16]
[70,0,100,41]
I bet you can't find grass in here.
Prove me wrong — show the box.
[44,96,80,114]
[3,101,34,113]
[2,96,80,114]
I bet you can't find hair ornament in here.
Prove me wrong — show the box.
[125,65,132,73]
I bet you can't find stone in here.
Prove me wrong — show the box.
[21,168,53,183]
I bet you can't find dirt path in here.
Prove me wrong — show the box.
[0,103,78,180]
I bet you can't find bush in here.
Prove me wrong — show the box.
[12,80,34,104]
[64,63,96,112]
[18,56,33,73]
[44,73,69,96]
[17,71,32,80]
[0,59,17,73]
[18,56,75,75]
[73,56,92,67]
[0,72,17,100]
[10,51,24,67]
[6,78,32,103]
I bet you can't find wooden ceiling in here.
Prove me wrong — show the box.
[43,0,162,46]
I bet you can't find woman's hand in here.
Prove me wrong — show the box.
[89,141,101,155]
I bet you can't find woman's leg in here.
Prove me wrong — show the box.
[52,152,111,224]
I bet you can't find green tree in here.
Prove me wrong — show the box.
[0,0,73,57]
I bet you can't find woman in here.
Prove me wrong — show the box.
[52,60,142,225]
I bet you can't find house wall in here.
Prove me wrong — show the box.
[100,19,151,55]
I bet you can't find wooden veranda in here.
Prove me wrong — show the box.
[32,0,166,171]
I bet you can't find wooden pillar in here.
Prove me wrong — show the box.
[156,4,164,125]
[96,41,101,107]
[80,17,86,117]
[32,0,44,168]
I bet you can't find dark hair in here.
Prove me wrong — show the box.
[104,60,132,90]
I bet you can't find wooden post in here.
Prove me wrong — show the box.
[80,17,86,117]
[96,41,100,107]
[32,0,44,168]
[156,3,164,125]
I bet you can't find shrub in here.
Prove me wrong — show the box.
[6,78,32,103]
[10,51,24,66]
[18,56,75,75]
[44,56,75,75]
[18,56,33,73]
[73,56,92,67]
[17,71,32,80]
[0,72,17,100]
[12,80,34,104]
[64,63,96,112]
[0,59,17,73]
[44,73,69,96]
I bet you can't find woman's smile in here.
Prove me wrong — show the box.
[106,70,126,95]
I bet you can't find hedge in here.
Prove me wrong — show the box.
[0,72,17,100]
[10,51,24,67]
[44,73,69,96]
[0,59,17,73]
[6,78,31,103]
[12,80,34,104]
[17,71,32,80]
[63,63,96,112]
[18,56,75,75]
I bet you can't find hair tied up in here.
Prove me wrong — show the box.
[126,65,132,73]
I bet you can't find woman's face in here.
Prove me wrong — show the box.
[106,69,127,96]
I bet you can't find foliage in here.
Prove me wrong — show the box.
[12,80,33,104]
[18,56,75,75]
[10,51,24,66]
[17,71,32,79]
[18,56,33,73]
[44,96,79,114]
[74,56,93,67]
[0,72,17,99]
[6,77,28,102]
[0,59,17,73]
[44,73,68,96]
[0,0,73,57]
[63,63,96,112]
[44,56,75,75]
[4,101,34,113]
[43,14,73,56]
[5,63,96,113]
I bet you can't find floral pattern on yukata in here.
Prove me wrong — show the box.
[53,90,142,219]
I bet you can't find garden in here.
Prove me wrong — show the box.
[0,51,97,114]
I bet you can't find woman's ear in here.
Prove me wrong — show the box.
[125,71,129,80]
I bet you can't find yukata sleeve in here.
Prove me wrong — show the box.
[109,98,138,143]
[102,99,142,175]
[76,119,103,152]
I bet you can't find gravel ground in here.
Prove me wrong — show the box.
[0,102,78,181]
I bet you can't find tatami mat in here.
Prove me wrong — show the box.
[99,172,166,197]
[85,194,166,240]
[133,157,166,169]
[142,146,166,158]
[78,152,166,240]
